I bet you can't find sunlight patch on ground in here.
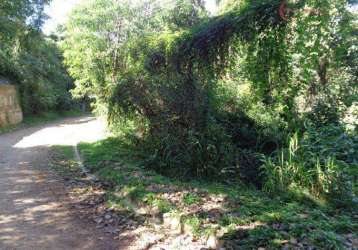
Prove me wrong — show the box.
[13,117,108,149]
[0,215,17,224]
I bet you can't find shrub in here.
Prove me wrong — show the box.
[139,122,237,179]
[307,99,341,127]
[262,126,357,208]
[63,0,356,190]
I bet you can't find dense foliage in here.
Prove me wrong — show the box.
[63,0,357,207]
[0,0,74,114]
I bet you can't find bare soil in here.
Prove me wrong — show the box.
[0,117,125,250]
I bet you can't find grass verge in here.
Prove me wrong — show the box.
[49,145,83,179]
[73,137,357,249]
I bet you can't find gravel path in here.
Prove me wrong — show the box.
[0,116,122,250]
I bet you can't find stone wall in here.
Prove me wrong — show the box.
[0,85,23,127]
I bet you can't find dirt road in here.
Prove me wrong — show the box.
[0,116,121,250]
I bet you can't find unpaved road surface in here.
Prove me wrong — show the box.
[0,116,122,250]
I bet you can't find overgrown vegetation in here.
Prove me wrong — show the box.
[0,0,75,115]
[73,137,357,249]
[63,0,357,210]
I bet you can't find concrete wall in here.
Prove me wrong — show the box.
[0,85,23,127]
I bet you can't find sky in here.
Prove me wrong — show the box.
[43,0,83,34]
[43,0,218,35]
[43,0,357,35]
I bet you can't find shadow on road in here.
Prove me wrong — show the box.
[0,116,122,250]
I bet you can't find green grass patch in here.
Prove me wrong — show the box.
[52,145,74,159]
[182,193,202,205]
[49,145,81,178]
[77,137,357,249]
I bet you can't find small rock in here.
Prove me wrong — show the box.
[105,214,112,220]
[95,217,103,224]
[147,217,162,225]
[139,232,163,249]
[150,205,160,216]
[104,226,119,234]
[183,223,194,235]
[163,212,182,235]
[207,235,220,249]
[137,207,148,215]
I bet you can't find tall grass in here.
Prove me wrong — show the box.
[262,127,356,208]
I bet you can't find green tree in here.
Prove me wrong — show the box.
[0,0,75,114]
[62,0,357,204]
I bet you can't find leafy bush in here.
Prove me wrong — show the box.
[262,126,357,208]
[62,0,356,195]
[139,122,237,179]
[307,99,341,127]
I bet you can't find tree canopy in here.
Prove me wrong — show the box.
[0,0,74,114]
